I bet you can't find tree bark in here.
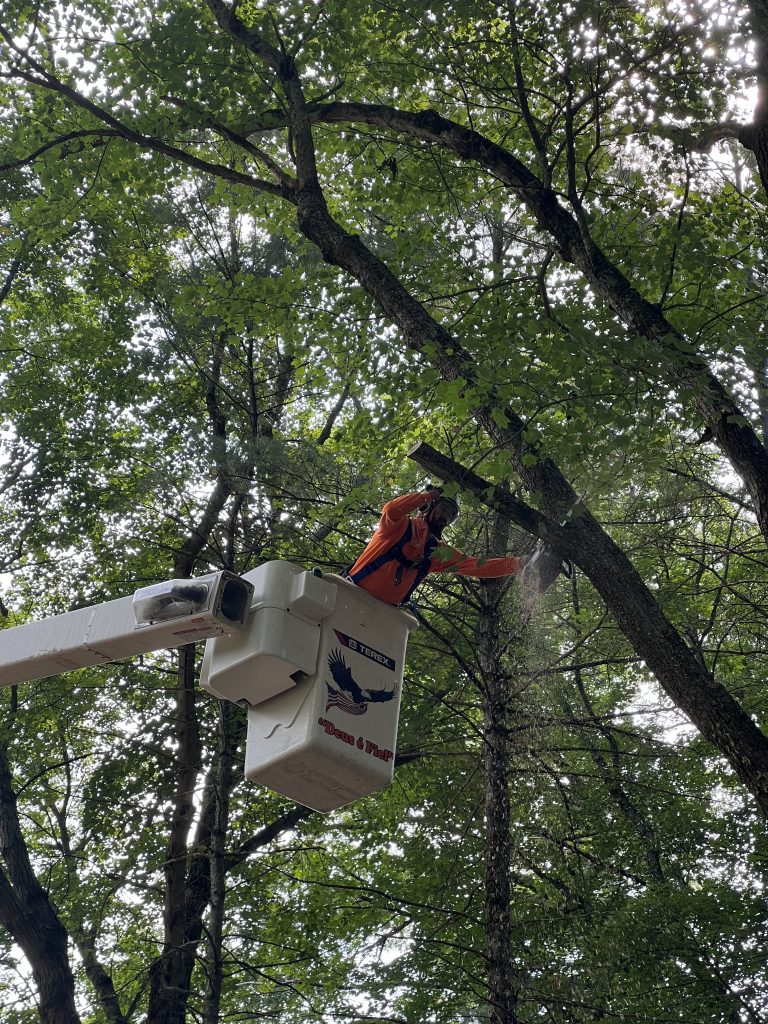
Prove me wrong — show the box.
[146,646,202,1024]
[202,702,238,1024]
[197,17,768,819]
[146,273,240,1023]
[743,0,768,195]
[294,99,768,544]
[477,509,520,1024]
[76,932,128,1024]
[0,743,80,1024]
[7,9,767,535]
[408,442,768,819]
[12,11,765,751]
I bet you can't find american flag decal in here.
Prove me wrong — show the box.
[325,650,398,717]
[325,682,368,716]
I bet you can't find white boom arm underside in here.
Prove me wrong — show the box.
[0,571,254,687]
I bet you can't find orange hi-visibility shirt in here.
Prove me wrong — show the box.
[346,491,525,606]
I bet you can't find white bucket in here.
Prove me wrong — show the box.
[244,573,417,811]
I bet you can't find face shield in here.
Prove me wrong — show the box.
[425,495,460,535]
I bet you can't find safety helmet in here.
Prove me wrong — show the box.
[431,493,461,522]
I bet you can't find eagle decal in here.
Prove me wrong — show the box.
[325,649,399,716]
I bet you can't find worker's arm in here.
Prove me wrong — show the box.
[430,545,527,578]
[379,492,433,529]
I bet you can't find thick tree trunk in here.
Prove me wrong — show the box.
[202,702,239,1024]
[23,2,768,817]
[146,313,237,1024]
[279,89,768,813]
[146,646,203,1024]
[0,744,80,1024]
[254,49,768,817]
[477,508,520,1024]
[743,0,768,195]
[571,510,768,808]
[408,442,768,819]
[298,100,768,543]
[570,673,756,1023]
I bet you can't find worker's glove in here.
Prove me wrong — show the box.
[418,484,442,514]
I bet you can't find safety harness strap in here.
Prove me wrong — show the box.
[399,532,439,604]
[345,522,439,604]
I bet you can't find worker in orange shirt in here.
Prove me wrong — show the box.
[343,487,530,606]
